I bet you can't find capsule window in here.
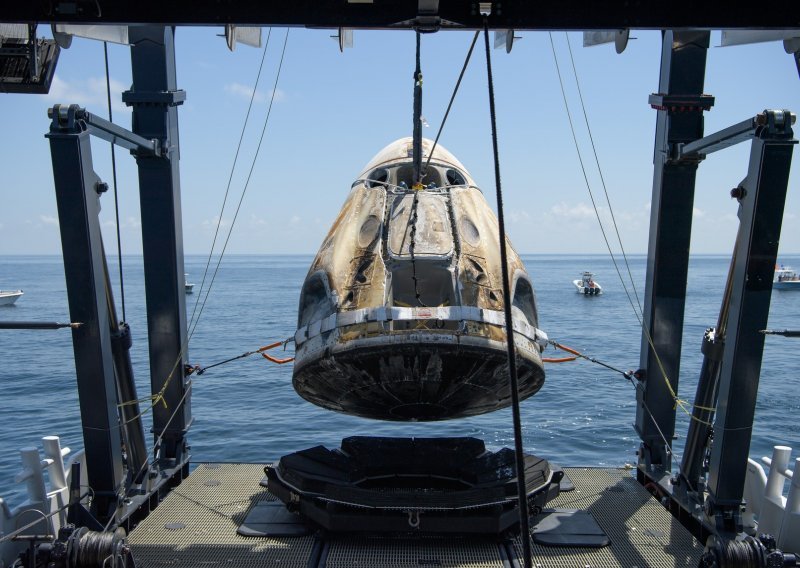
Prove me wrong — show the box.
[512,278,538,327]
[298,272,335,327]
[366,168,389,188]
[446,169,466,186]
[396,164,443,188]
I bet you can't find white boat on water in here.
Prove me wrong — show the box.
[573,271,602,295]
[774,264,800,290]
[0,289,23,306]
[185,274,194,294]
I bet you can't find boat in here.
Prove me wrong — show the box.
[184,273,194,293]
[573,271,602,295]
[1,5,799,568]
[774,264,800,290]
[0,289,23,306]
[293,137,546,421]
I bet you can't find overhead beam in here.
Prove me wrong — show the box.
[1,0,799,30]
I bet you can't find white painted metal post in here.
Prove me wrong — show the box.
[42,436,69,490]
[760,446,791,537]
[778,456,799,553]
[15,447,47,504]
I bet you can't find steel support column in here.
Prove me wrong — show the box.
[706,112,796,531]
[636,30,711,473]
[124,26,190,466]
[46,105,124,520]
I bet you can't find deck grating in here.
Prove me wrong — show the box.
[128,464,702,567]
[515,468,703,567]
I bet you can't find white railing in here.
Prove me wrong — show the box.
[743,445,799,553]
[0,436,86,567]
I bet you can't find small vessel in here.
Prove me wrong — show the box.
[293,137,547,421]
[573,271,602,295]
[184,274,194,294]
[0,289,23,306]
[773,264,800,290]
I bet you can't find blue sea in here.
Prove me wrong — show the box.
[1,253,799,506]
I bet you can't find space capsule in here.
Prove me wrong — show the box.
[293,138,546,421]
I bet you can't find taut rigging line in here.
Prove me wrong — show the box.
[482,14,532,568]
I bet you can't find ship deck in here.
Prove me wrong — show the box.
[127,463,703,567]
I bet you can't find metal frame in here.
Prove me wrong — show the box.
[705,111,796,533]
[1,0,799,30]
[124,26,191,468]
[45,40,192,517]
[635,30,711,474]
[46,105,126,521]
[638,104,796,540]
[33,6,799,548]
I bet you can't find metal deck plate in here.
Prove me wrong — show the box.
[517,468,703,567]
[128,464,315,566]
[128,464,702,567]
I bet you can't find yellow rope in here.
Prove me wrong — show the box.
[548,340,714,424]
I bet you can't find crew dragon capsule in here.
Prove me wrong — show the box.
[293,138,547,421]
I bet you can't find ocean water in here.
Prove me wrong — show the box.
[1,253,799,506]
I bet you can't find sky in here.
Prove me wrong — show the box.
[1,26,798,257]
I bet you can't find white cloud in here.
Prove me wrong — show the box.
[289,215,301,226]
[249,214,267,226]
[693,207,706,218]
[224,83,286,104]
[40,215,59,227]
[510,210,530,223]
[122,216,141,229]
[225,82,265,103]
[46,75,131,114]
[550,202,597,220]
[202,216,228,229]
[102,220,117,229]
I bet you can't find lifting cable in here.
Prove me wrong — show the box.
[544,335,712,424]
[548,32,643,324]
[117,30,293,430]
[544,340,689,465]
[548,33,710,424]
[188,27,274,333]
[188,28,290,341]
[104,41,126,322]
[404,31,478,307]
[545,340,634,381]
[564,33,643,316]
[126,30,288,413]
[192,340,294,376]
[422,30,480,178]
[482,16,533,568]
[407,31,426,307]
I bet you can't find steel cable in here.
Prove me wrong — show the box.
[482,18,532,568]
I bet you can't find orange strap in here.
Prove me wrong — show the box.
[257,341,294,364]
[552,342,581,357]
[542,356,578,363]
[542,341,581,363]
